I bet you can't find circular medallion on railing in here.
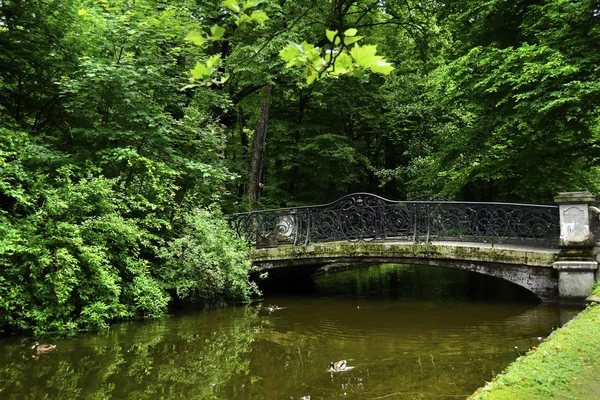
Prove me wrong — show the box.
[276,215,295,239]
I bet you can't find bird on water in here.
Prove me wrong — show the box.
[32,342,56,354]
[329,360,347,372]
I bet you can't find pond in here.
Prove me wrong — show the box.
[0,264,581,400]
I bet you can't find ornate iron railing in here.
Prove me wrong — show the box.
[226,193,560,248]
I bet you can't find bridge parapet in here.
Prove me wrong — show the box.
[227,193,559,249]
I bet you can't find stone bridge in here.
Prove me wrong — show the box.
[228,192,600,302]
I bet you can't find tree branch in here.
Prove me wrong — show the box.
[229,1,317,75]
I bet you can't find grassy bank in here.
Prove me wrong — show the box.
[469,301,600,399]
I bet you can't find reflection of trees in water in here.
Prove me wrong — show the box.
[315,263,541,302]
[246,299,566,398]
[0,271,577,400]
[315,263,472,300]
[0,307,261,399]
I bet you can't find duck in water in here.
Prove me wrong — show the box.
[329,360,347,372]
[32,342,56,354]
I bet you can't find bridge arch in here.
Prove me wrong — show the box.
[249,241,559,300]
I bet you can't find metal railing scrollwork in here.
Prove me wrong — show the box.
[226,193,560,249]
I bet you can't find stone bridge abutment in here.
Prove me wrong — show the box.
[553,192,599,301]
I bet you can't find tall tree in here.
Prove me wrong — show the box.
[247,84,272,210]
[425,0,600,201]
[0,0,258,333]
[214,0,443,207]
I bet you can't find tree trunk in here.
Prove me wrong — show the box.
[247,85,273,210]
[288,90,308,198]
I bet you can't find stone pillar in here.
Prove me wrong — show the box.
[553,192,598,301]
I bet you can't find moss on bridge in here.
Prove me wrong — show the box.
[249,240,559,268]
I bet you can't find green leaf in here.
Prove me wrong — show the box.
[190,62,211,80]
[210,25,226,40]
[222,0,240,12]
[343,36,363,46]
[306,67,318,84]
[349,68,369,82]
[371,60,394,74]
[242,0,255,10]
[300,41,316,53]
[350,44,378,66]
[250,10,269,24]
[309,55,325,71]
[349,44,393,74]
[235,13,253,26]
[332,52,353,74]
[344,28,358,37]
[206,54,222,69]
[184,31,206,46]
[326,29,338,43]
[279,43,301,64]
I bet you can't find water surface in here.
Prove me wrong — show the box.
[0,264,581,399]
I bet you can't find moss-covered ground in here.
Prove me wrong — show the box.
[469,291,600,399]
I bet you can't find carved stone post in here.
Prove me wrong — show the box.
[553,192,598,301]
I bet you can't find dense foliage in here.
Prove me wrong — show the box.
[0,0,257,333]
[1,0,599,332]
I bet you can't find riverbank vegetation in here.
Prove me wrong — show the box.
[1,0,599,333]
[469,304,600,399]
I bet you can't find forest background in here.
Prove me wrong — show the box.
[1,0,599,333]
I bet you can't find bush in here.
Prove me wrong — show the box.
[160,209,260,303]
[0,162,256,333]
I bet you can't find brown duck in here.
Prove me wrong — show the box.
[32,342,56,354]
